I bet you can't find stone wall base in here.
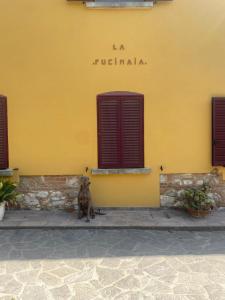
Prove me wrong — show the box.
[160,171,225,207]
[14,173,225,210]
[16,176,80,210]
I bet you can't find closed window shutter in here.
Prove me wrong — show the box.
[97,92,144,168]
[212,97,225,166]
[121,96,144,168]
[0,95,9,170]
[97,95,121,168]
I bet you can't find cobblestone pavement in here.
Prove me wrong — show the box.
[0,230,225,299]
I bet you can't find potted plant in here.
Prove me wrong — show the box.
[0,180,18,221]
[177,183,215,217]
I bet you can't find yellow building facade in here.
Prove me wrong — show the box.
[1,0,225,208]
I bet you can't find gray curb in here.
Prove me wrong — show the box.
[0,225,225,231]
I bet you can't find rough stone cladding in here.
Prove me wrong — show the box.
[16,176,80,210]
[160,172,225,207]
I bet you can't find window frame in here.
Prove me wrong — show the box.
[97,91,144,169]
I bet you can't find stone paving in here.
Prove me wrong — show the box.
[2,208,225,230]
[0,230,225,299]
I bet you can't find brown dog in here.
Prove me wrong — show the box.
[78,176,95,222]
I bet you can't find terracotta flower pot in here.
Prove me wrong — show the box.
[187,207,211,218]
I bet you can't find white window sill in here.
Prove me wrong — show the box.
[86,1,154,8]
[91,168,151,175]
[0,168,14,177]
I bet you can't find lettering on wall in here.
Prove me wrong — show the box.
[92,44,148,66]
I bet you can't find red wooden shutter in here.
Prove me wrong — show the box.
[97,95,121,168]
[212,97,225,166]
[97,92,144,168]
[0,95,9,169]
[121,95,144,168]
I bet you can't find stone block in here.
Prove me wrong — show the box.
[173,179,182,186]
[160,195,175,207]
[183,180,193,186]
[160,175,168,184]
[66,177,80,188]
[164,189,177,197]
[36,191,49,199]
[24,193,39,207]
[39,198,49,207]
[196,180,204,185]
[50,191,63,199]
[181,174,193,179]
[66,190,79,199]
[177,190,185,198]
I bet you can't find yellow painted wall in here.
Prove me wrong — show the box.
[1,0,225,206]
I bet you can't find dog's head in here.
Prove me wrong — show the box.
[80,176,91,190]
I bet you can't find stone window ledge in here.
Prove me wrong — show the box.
[0,168,14,177]
[91,168,151,175]
[86,2,154,8]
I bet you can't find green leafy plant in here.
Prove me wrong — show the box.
[178,183,215,211]
[0,180,18,206]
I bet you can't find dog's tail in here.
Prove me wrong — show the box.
[95,208,106,215]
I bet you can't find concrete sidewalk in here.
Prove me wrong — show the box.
[1,208,225,230]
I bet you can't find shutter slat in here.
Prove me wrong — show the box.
[0,95,9,169]
[212,97,225,166]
